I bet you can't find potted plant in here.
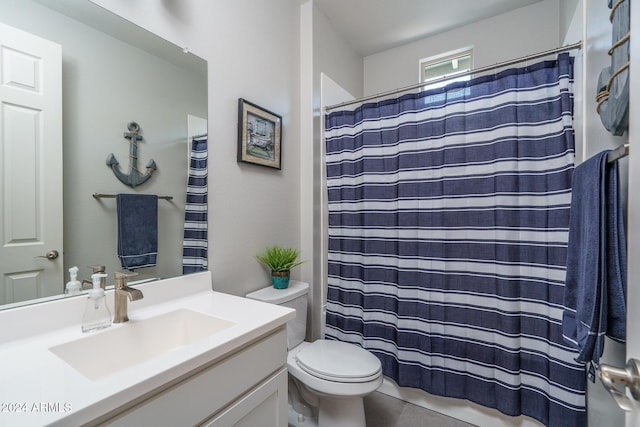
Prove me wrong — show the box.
[256,245,304,289]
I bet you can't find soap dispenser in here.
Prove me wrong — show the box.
[81,273,112,333]
[65,266,82,295]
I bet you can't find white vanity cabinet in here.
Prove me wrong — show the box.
[202,368,287,427]
[98,328,288,427]
[0,274,295,427]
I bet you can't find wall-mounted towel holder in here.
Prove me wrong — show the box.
[607,143,629,163]
[93,193,173,201]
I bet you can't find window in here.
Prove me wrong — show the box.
[419,49,473,90]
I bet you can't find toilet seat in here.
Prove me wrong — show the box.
[296,340,381,383]
[287,341,383,399]
[245,282,380,426]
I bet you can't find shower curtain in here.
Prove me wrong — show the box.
[182,136,208,274]
[324,53,585,427]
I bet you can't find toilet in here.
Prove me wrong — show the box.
[246,281,382,427]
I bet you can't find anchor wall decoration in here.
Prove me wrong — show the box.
[106,122,157,188]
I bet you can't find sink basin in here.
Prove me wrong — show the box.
[49,309,236,380]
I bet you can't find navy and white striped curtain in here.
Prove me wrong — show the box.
[182,136,208,274]
[324,53,585,427]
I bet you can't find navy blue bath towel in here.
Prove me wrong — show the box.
[562,150,627,380]
[116,194,158,270]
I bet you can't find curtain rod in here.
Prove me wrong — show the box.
[325,41,583,112]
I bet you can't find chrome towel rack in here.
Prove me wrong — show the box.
[93,193,173,201]
[607,143,629,163]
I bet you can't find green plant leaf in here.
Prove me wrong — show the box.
[255,245,305,272]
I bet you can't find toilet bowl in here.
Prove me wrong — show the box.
[288,340,382,427]
[246,281,382,427]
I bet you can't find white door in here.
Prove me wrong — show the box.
[0,23,63,305]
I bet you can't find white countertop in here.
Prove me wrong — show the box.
[0,272,294,426]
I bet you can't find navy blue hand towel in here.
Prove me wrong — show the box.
[116,194,158,270]
[562,150,627,379]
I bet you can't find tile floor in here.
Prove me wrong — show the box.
[363,392,476,427]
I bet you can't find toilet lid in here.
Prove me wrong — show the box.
[295,340,381,382]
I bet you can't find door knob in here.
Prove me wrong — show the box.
[599,359,640,411]
[36,250,59,260]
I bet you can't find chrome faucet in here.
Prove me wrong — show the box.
[113,271,144,323]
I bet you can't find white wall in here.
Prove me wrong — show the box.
[93,0,303,298]
[363,0,560,96]
[306,2,364,339]
[75,2,633,424]
[312,5,364,99]
[574,0,628,425]
[625,0,640,423]
[2,0,207,285]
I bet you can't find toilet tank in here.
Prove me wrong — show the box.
[246,281,309,349]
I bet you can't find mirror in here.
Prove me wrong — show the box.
[0,0,208,308]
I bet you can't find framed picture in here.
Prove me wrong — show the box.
[237,98,282,169]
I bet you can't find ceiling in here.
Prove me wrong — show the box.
[313,0,543,56]
[35,0,206,75]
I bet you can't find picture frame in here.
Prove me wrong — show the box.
[237,98,282,169]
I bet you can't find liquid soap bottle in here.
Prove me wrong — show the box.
[65,266,82,295]
[81,273,111,332]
